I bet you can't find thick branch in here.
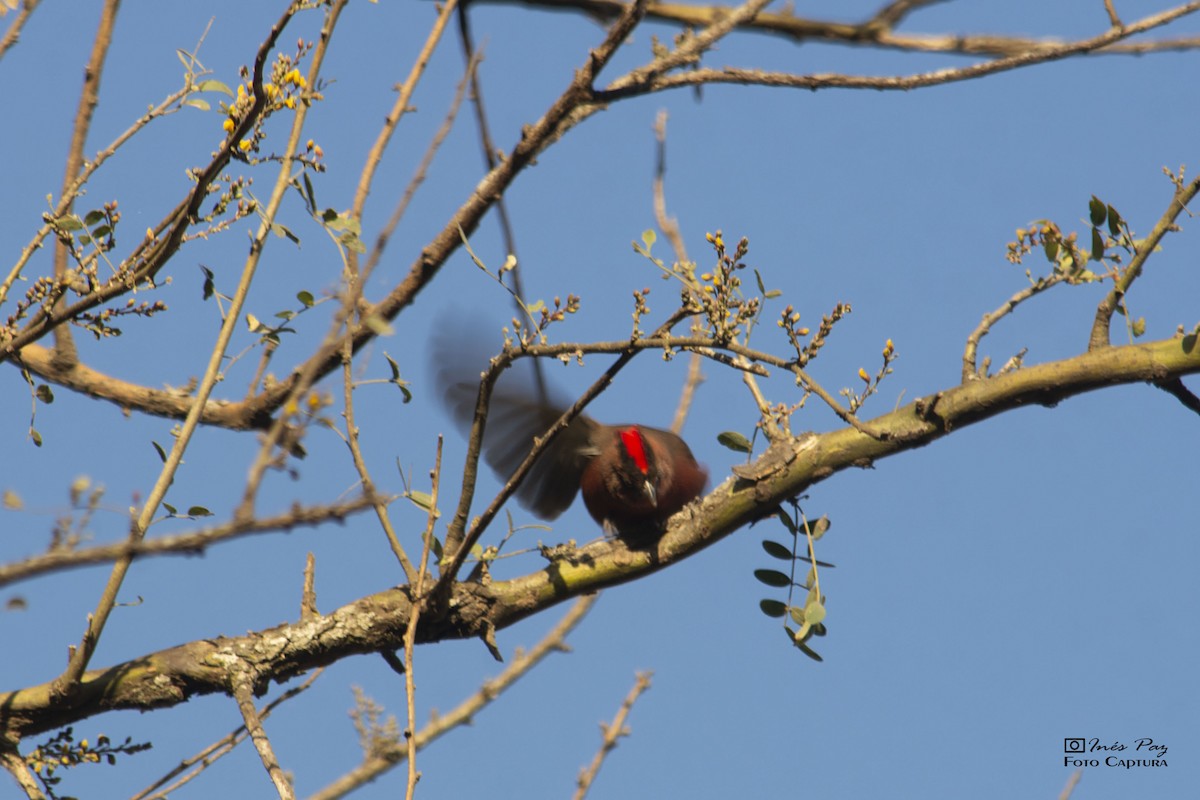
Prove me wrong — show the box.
[4,334,1198,739]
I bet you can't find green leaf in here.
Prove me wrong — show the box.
[761,539,793,560]
[246,313,263,332]
[199,265,215,301]
[184,98,210,112]
[804,601,827,625]
[806,515,830,540]
[753,568,791,588]
[187,506,212,517]
[152,441,167,462]
[196,79,234,96]
[385,353,402,380]
[1091,227,1105,261]
[35,385,54,404]
[301,172,317,214]
[297,290,314,308]
[1131,317,1146,338]
[641,229,656,249]
[795,640,824,662]
[1106,204,1122,236]
[271,223,300,245]
[759,599,788,618]
[1088,195,1106,227]
[407,491,435,511]
[54,215,84,232]
[83,210,106,226]
[162,502,177,515]
[774,508,799,536]
[30,428,42,447]
[717,430,752,453]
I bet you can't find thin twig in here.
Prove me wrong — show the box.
[342,331,417,583]
[1058,768,1083,800]
[963,275,1064,382]
[0,495,375,588]
[232,675,295,800]
[130,670,323,800]
[308,594,599,800]
[0,0,42,62]
[236,0,351,517]
[1103,0,1123,27]
[573,671,653,800]
[403,437,442,800]
[51,0,122,366]
[651,110,706,436]
[1089,171,1200,350]
[593,2,1200,102]
[478,0,1198,57]
[348,0,458,223]
[456,6,548,401]
[301,552,319,619]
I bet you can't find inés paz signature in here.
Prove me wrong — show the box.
[436,338,707,536]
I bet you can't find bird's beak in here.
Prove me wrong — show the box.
[642,480,657,507]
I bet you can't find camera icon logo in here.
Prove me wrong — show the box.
[1063,738,1086,754]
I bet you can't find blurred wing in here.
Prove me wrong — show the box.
[435,341,596,520]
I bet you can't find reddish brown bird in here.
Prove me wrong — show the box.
[439,359,708,536]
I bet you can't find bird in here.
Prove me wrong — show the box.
[435,341,708,536]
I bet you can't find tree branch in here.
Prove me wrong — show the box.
[5,334,1199,739]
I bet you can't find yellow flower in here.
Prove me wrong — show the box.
[858,367,870,382]
[238,139,252,152]
[222,118,235,133]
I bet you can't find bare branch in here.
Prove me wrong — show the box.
[307,594,600,800]
[51,0,121,367]
[0,496,377,588]
[963,275,1065,382]
[232,675,295,800]
[475,0,1200,57]
[0,0,42,62]
[7,334,1193,740]
[573,671,652,800]
[593,3,1200,102]
[130,670,323,800]
[403,436,443,800]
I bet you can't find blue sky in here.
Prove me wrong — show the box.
[2,1,1198,798]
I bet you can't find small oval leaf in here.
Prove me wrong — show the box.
[761,540,793,560]
[753,568,791,588]
[759,599,787,618]
[717,430,752,453]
